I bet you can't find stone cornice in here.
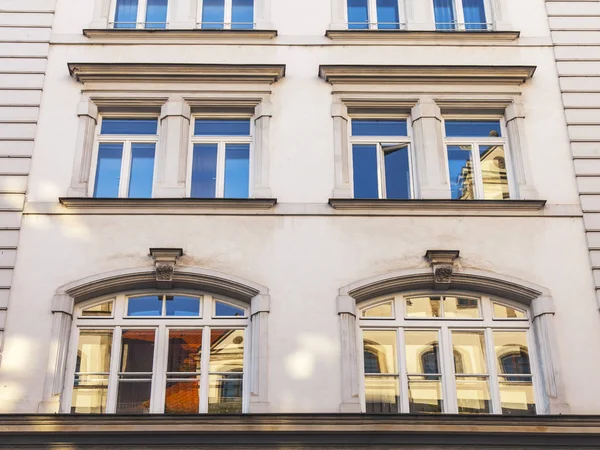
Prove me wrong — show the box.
[328,199,547,211]
[319,65,536,85]
[59,198,278,210]
[325,29,520,42]
[68,63,286,84]
[83,28,278,41]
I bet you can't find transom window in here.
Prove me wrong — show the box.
[189,118,252,199]
[351,119,413,199]
[347,0,403,30]
[111,0,168,29]
[66,293,248,415]
[359,293,538,415]
[91,118,158,199]
[199,0,255,30]
[444,119,512,200]
[433,0,490,31]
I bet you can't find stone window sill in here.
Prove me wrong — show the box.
[328,199,546,211]
[325,29,520,43]
[83,28,277,42]
[59,197,278,210]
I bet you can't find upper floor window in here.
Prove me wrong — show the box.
[347,0,403,30]
[92,118,158,198]
[433,0,490,30]
[189,118,252,199]
[351,119,413,199]
[112,0,168,29]
[444,119,511,200]
[359,293,537,415]
[200,0,255,30]
[67,293,248,414]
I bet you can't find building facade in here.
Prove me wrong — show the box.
[1,0,600,447]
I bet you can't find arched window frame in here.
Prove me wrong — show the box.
[356,291,541,415]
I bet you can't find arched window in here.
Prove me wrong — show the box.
[358,294,537,415]
[65,292,249,414]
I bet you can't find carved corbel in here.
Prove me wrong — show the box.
[150,248,183,289]
[425,250,460,290]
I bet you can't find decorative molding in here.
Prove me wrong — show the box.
[68,63,286,84]
[325,29,520,42]
[59,198,278,210]
[328,199,547,211]
[319,65,536,85]
[83,29,278,41]
[150,248,183,289]
[425,250,460,290]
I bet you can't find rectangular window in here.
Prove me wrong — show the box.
[347,0,402,30]
[113,0,168,29]
[444,119,511,200]
[434,0,489,30]
[200,0,255,29]
[92,118,158,199]
[404,330,443,413]
[190,118,252,199]
[351,119,413,199]
[208,329,244,413]
[363,330,399,413]
[165,329,203,414]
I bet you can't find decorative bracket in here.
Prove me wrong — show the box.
[150,248,183,289]
[425,250,460,290]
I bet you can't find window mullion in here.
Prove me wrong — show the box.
[119,141,132,198]
[137,0,147,28]
[224,0,233,29]
[216,141,227,198]
[377,143,385,199]
[151,324,168,413]
[368,0,378,29]
[455,0,465,30]
[199,325,211,413]
[398,327,409,413]
[106,326,122,414]
[526,329,542,414]
[485,327,502,414]
[472,143,486,200]
[441,326,458,413]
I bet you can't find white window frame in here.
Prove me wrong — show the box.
[197,0,256,29]
[187,115,254,199]
[88,115,160,199]
[349,116,415,199]
[63,291,250,414]
[108,0,170,29]
[345,0,406,30]
[442,116,516,200]
[357,292,542,415]
[435,0,493,31]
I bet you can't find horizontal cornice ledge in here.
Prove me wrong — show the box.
[328,199,547,211]
[83,28,277,41]
[59,198,278,210]
[325,29,520,42]
[319,65,536,85]
[68,63,286,84]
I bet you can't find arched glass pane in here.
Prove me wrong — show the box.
[406,296,442,318]
[493,302,526,319]
[215,300,246,317]
[165,296,201,317]
[127,295,163,316]
[81,301,113,317]
[361,301,394,318]
[444,296,480,318]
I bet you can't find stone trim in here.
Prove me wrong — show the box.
[59,198,278,210]
[325,30,520,42]
[83,29,278,41]
[328,199,546,210]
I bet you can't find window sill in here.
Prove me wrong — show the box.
[328,199,546,211]
[59,197,278,210]
[325,29,520,43]
[83,28,278,42]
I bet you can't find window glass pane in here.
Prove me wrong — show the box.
[456,376,491,413]
[494,331,531,375]
[384,144,411,199]
[347,0,369,29]
[352,144,379,198]
[101,118,158,135]
[208,373,243,413]
[116,381,152,414]
[81,301,113,317]
[480,145,510,200]
[168,330,203,372]
[352,119,407,136]
[210,329,244,373]
[120,330,156,372]
[408,376,443,413]
[165,296,201,317]
[376,0,400,29]
[365,376,399,413]
[493,302,526,319]
[363,330,397,374]
[447,145,474,200]
[405,296,441,318]
[361,301,394,318]
[232,0,254,29]
[445,120,502,138]
[452,331,487,374]
[404,330,440,374]
[463,0,487,30]
[191,144,218,198]
[165,379,201,414]
[76,330,113,373]
[444,296,480,319]
[498,376,535,415]
[215,300,246,317]
[224,144,250,199]
[194,119,251,136]
[434,0,455,30]
[145,0,168,28]
[93,143,123,198]
[127,295,163,316]
[114,0,139,28]
[71,375,109,413]
[128,143,155,198]
[201,0,225,29]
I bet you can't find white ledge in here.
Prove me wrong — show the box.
[328,199,547,211]
[325,29,520,42]
[59,197,278,210]
[83,28,278,41]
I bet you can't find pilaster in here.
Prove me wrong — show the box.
[68,100,99,197]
